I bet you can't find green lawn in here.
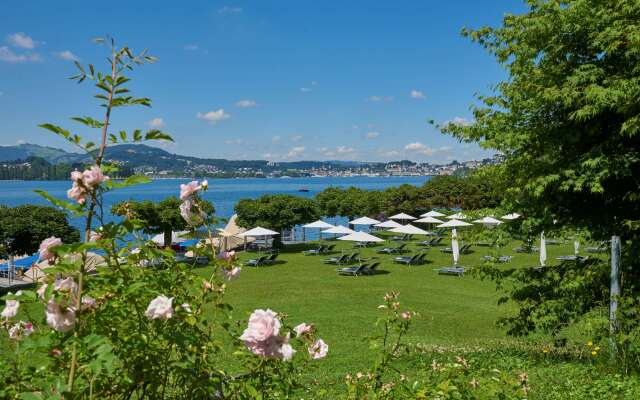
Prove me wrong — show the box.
[196,233,582,386]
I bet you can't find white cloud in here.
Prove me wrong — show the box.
[366,131,380,139]
[16,139,25,144]
[446,117,472,127]
[184,44,199,51]
[404,142,435,156]
[7,33,36,49]
[337,146,354,154]
[367,95,393,102]
[271,135,281,144]
[300,87,312,93]
[0,46,41,63]
[147,118,164,128]
[218,6,243,14]
[284,146,305,159]
[55,50,79,61]
[410,89,425,99]
[383,150,400,157]
[291,134,303,142]
[196,108,230,124]
[438,145,452,152]
[235,99,257,108]
[225,139,243,145]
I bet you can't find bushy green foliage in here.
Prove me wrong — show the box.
[112,196,214,247]
[0,205,79,258]
[235,194,320,244]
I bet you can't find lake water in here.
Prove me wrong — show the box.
[0,176,430,239]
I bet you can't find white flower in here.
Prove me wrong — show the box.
[1,299,19,319]
[45,300,76,332]
[279,333,296,361]
[145,295,174,320]
[81,296,97,310]
[181,303,192,314]
[309,338,329,359]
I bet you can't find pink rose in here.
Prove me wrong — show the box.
[309,339,329,359]
[224,266,241,281]
[45,300,76,332]
[145,295,174,320]
[38,236,62,261]
[82,165,109,188]
[89,231,102,242]
[1,299,19,319]
[278,333,296,361]
[8,321,33,340]
[37,284,48,300]
[180,181,201,201]
[240,309,281,343]
[67,183,87,204]
[293,323,314,337]
[54,277,78,294]
[180,198,204,225]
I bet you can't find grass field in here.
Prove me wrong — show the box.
[195,233,587,388]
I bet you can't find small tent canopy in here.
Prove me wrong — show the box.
[446,212,467,220]
[388,213,417,221]
[322,225,355,235]
[302,220,334,229]
[238,227,280,237]
[472,216,503,225]
[414,216,444,224]
[501,213,521,220]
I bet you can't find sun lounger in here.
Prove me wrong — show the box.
[323,254,348,264]
[364,262,381,274]
[483,255,512,263]
[514,245,539,253]
[244,255,268,267]
[437,267,465,276]
[391,233,411,241]
[303,245,326,255]
[586,242,608,253]
[393,253,426,265]
[440,244,472,254]
[337,264,368,276]
[377,243,407,254]
[556,255,589,262]
[263,253,279,265]
[419,237,443,246]
[322,244,337,254]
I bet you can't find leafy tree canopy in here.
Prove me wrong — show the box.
[0,204,79,257]
[235,194,320,244]
[112,196,214,247]
[445,0,640,240]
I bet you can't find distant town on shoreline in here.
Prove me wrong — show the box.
[0,142,504,180]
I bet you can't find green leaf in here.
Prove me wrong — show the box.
[39,123,71,139]
[108,174,151,189]
[145,130,174,142]
[34,190,85,215]
[119,130,127,141]
[71,116,104,128]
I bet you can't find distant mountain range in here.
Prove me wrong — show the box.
[0,143,379,172]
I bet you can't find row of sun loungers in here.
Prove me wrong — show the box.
[418,237,443,247]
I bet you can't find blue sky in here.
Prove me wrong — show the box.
[0,1,525,163]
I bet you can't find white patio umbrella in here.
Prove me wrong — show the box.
[151,230,190,246]
[473,216,504,228]
[389,213,417,224]
[374,220,403,229]
[322,225,355,235]
[574,240,580,255]
[452,229,460,266]
[421,210,446,218]
[389,224,429,235]
[349,216,381,232]
[414,216,444,224]
[502,213,521,220]
[540,231,547,267]
[447,212,467,220]
[337,231,384,243]
[302,220,334,242]
[437,219,473,229]
[238,227,279,253]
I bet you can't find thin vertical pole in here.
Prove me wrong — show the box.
[609,235,621,361]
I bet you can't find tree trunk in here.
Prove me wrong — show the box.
[164,229,172,248]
